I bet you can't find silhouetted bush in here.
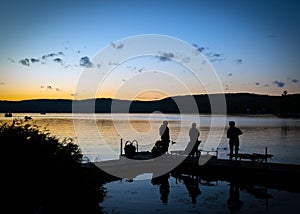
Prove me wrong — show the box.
[0,120,106,214]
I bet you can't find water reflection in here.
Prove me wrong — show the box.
[151,173,170,204]
[2,113,300,163]
[174,173,202,204]
[152,172,203,205]
[102,169,300,214]
[280,119,288,136]
[150,171,276,212]
[227,180,243,213]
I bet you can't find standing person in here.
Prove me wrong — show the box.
[188,123,201,157]
[159,121,170,152]
[189,123,200,143]
[227,121,243,160]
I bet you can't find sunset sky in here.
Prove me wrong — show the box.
[0,0,300,101]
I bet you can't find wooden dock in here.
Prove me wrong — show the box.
[91,151,300,192]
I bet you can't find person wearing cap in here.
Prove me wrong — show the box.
[227,121,243,160]
[188,122,201,157]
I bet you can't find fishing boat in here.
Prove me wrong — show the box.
[4,112,12,117]
[24,116,32,121]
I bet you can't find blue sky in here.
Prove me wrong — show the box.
[0,0,300,100]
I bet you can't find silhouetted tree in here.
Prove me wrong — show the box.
[280,90,289,115]
[0,120,107,214]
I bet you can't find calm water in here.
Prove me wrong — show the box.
[102,175,300,214]
[1,113,300,164]
[1,113,300,213]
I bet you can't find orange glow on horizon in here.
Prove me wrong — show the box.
[0,86,297,101]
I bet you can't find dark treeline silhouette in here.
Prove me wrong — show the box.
[0,120,117,214]
[1,93,300,114]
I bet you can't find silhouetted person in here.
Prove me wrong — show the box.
[151,174,170,204]
[183,176,201,204]
[227,121,243,160]
[159,121,170,152]
[189,122,200,143]
[227,181,243,213]
[186,123,201,157]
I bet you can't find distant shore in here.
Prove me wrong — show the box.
[1,93,300,115]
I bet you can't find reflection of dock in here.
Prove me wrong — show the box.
[92,151,300,192]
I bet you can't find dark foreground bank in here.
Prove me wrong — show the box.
[0,120,118,214]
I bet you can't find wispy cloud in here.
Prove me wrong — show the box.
[42,52,64,60]
[272,80,285,88]
[17,51,64,67]
[192,44,225,63]
[224,84,229,91]
[137,67,144,73]
[182,56,190,63]
[287,77,299,84]
[19,58,30,66]
[79,56,93,68]
[192,44,205,53]
[70,93,78,97]
[111,42,124,49]
[8,58,15,63]
[53,58,63,65]
[213,53,221,57]
[30,58,39,63]
[39,85,62,93]
[157,52,174,62]
[235,59,243,64]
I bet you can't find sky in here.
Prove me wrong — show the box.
[0,0,300,101]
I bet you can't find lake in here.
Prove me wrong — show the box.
[2,113,300,164]
[101,174,300,214]
[1,113,300,213]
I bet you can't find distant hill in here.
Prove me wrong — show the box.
[1,93,300,114]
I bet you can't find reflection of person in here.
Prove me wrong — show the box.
[151,174,170,204]
[227,181,243,212]
[227,121,243,160]
[159,121,170,152]
[183,176,201,204]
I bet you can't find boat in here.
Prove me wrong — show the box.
[24,116,32,121]
[40,112,46,115]
[4,112,12,117]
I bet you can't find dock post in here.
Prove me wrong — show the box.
[120,139,123,156]
[265,147,268,167]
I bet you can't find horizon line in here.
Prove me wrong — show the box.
[1,92,298,102]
